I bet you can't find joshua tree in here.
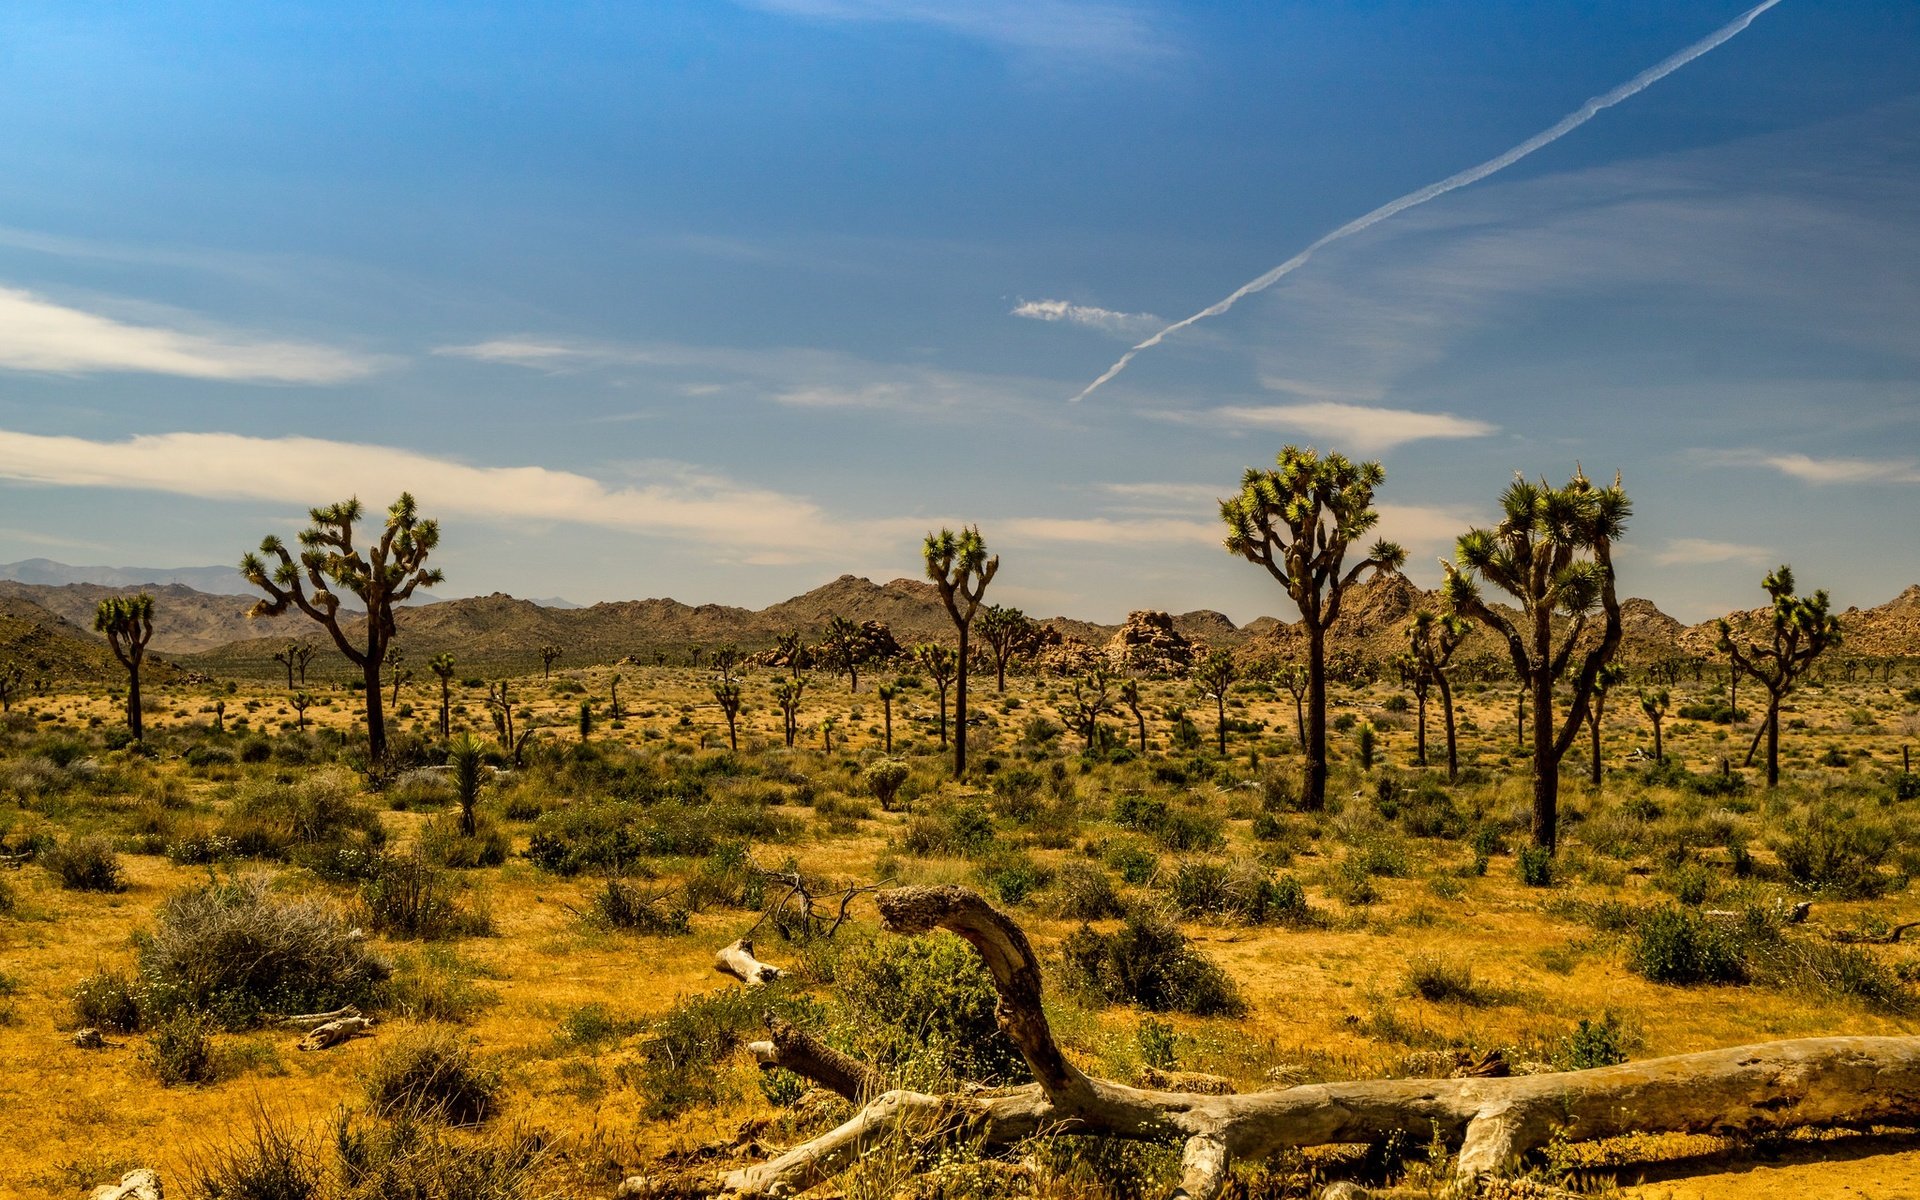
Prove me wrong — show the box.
[1717,565,1842,788]
[776,629,805,678]
[273,640,301,690]
[430,653,456,739]
[94,593,155,741]
[1193,649,1239,756]
[924,526,998,777]
[821,716,837,753]
[1119,678,1147,753]
[240,493,442,762]
[774,677,806,749]
[1587,663,1624,787]
[979,605,1036,693]
[578,699,593,743]
[291,691,312,731]
[385,646,411,709]
[913,643,958,749]
[487,680,529,763]
[292,640,316,685]
[1640,688,1670,765]
[1405,610,1472,780]
[714,646,744,752]
[1222,446,1405,809]
[1272,661,1308,752]
[1066,668,1113,753]
[821,616,865,693]
[448,733,483,836]
[609,673,624,723]
[1442,467,1631,852]
[213,698,226,732]
[540,644,562,679]
[711,643,742,680]
[876,683,898,753]
[0,665,21,713]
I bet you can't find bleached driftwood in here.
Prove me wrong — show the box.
[88,1169,161,1200]
[708,884,1920,1199]
[271,1005,363,1029]
[296,1016,375,1051]
[748,1014,884,1102]
[714,937,782,987]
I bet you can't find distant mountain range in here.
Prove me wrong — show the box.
[0,557,250,594]
[2,558,1916,683]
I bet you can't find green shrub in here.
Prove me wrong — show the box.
[378,949,500,1024]
[417,817,510,869]
[1060,914,1244,1017]
[72,966,144,1032]
[137,876,390,1027]
[835,932,1027,1084]
[146,1010,218,1085]
[862,760,912,811]
[1167,861,1310,925]
[1773,811,1894,898]
[334,1109,542,1199]
[187,1108,324,1200]
[218,768,384,863]
[1052,861,1126,920]
[1555,1013,1629,1070]
[900,802,995,858]
[362,1026,502,1124]
[976,850,1051,906]
[1515,845,1555,888]
[1404,954,1491,1005]
[1629,906,1747,985]
[586,876,691,935]
[1106,842,1159,885]
[360,853,489,940]
[42,835,126,892]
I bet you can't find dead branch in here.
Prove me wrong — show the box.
[297,1015,375,1051]
[270,1005,363,1029]
[714,937,782,987]
[88,1170,161,1200]
[747,1014,885,1103]
[701,884,1920,1199]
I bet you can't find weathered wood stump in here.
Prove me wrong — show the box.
[707,884,1920,1198]
[88,1169,161,1200]
[296,1015,375,1051]
[714,937,782,987]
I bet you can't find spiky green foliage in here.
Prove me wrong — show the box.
[539,644,562,679]
[1717,565,1843,788]
[240,493,442,761]
[1221,446,1405,809]
[1442,467,1631,851]
[449,734,484,836]
[978,604,1037,693]
[94,592,155,740]
[923,525,998,777]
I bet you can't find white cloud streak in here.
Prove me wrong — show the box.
[738,0,1168,63]
[1652,537,1773,566]
[1012,298,1162,338]
[1074,0,1786,400]
[1707,450,1920,485]
[0,429,852,562]
[0,285,380,383]
[1177,402,1497,453]
[997,516,1217,546]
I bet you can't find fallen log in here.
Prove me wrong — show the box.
[296,1016,375,1051]
[271,1005,363,1029]
[747,1015,884,1103]
[714,937,782,987]
[707,884,1920,1199]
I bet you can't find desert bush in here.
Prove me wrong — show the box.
[1629,905,1747,985]
[974,849,1051,906]
[362,1025,502,1124]
[218,768,384,863]
[586,875,691,935]
[188,1107,324,1200]
[1750,937,1914,1015]
[682,841,765,912]
[138,876,390,1027]
[378,949,501,1024]
[1554,1013,1629,1070]
[1106,841,1159,885]
[525,799,796,876]
[42,834,127,892]
[1167,861,1311,926]
[637,986,816,1117]
[335,1109,543,1200]
[831,931,1028,1085]
[1515,845,1555,888]
[1052,861,1126,920]
[1060,914,1244,1017]
[900,801,995,858]
[862,759,911,811]
[416,816,510,869]
[71,966,144,1032]
[360,852,491,940]
[1773,810,1895,898]
[146,1009,218,1085]
[1404,954,1491,1005]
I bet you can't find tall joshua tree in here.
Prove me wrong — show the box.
[1640,688,1669,765]
[539,645,562,680]
[979,605,1035,693]
[1442,467,1630,852]
[1193,649,1239,756]
[241,494,442,762]
[95,594,155,741]
[924,526,998,777]
[877,683,898,753]
[1405,610,1471,781]
[774,677,806,749]
[1066,668,1114,753]
[822,616,865,693]
[1717,565,1842,788]
[1587,663,1623,787]
[430,653,456,739]
[713,644,744,752]
[1222,447,1405,810]
[1119,678,1148,753]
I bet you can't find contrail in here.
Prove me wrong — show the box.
[1072,0,1786,402]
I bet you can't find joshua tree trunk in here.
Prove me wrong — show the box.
[1303,625,1328,809]
[955,627,970,775]
[1589,697,1603,786]
[363,658,388,762]
[1133,708,1147,753]
[1437,674,1458,782]
[935,682,949,748]
[1214,692,1227,756]
[125,665,143,741]
[1413,684,1427,766]
[1652,712,1664,764]
[1530,666,1556,850]
[438,678,451,739]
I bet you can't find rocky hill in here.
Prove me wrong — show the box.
[0,594,184,684]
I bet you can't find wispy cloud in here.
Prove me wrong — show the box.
[0,285,381,383]
[1012,298,1162,338]
[737,0,1169,64]
[437,336,1050,416]
[997,516,1216,546]
[1167,402,1497,454]
[1652,537,1773,566]
[0,429,883,563]
[1092,481,1224,511]
[1704,450,1920,486]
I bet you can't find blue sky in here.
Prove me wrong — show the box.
[0,0,1914,623]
